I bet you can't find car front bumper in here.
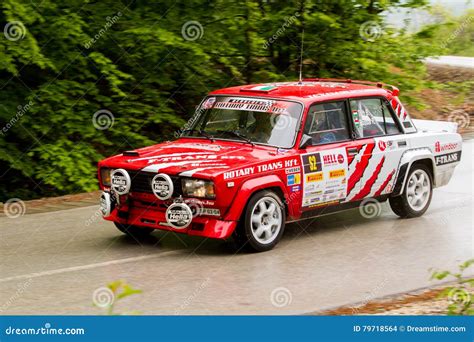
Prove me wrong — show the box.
[103,202,237,239]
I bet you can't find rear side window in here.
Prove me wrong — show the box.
[303,101,350,145]
[349,98,401,138]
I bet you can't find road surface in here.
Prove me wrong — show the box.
[0,140,472,315]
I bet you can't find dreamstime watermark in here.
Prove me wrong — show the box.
[352,277,388,314]
[3,198,26,218]
[263,12,300,49]
[0,100,34,135]
[92,109,114,130]
[186,198,205,218]
[85,208,103,227]
[84,12,122,49]
[270,287,292,308]
[359,21,383,42]
[174,106,203,138]
[358,198,382,219]
[174,277,210,314]
[0,278,33,313]
[441,15,473,49]
[448,109,470,129]
[5,323,85,336]
[92,286,115,308]
[270,113,292,131]
[181,21,204,41]
[4,21,26,41]
[448,288,472,306]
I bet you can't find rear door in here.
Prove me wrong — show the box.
[345,97,407,202]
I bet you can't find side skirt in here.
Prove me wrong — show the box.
[289,195,390,222]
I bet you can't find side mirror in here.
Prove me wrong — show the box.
[299,134,313,149]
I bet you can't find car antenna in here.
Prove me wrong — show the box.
[298,29,304,85]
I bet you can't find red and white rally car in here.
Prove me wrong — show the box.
[98,79,462,252]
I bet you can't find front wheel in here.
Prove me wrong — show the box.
[114,222,154,238]
[389,164,433,218]
[234,190,286,252]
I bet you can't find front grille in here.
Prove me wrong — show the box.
[127,170,181,196]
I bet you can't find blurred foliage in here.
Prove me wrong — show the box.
[0,0,458,200]
[431,259,474,316]
[93,280,142,315]
[426,8,474,57]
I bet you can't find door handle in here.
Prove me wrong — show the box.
[348,147,358,156]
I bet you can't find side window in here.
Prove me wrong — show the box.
[350,98,401,138]
[303,101,350,145]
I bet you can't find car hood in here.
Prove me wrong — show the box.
[100,138,279,178]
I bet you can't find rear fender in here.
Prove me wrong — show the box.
[392,148,435,196]
[224,175,289,221]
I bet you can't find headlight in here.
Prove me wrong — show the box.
[100,168,112,187]
[181,179,215,199]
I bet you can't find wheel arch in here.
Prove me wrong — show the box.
[223,175,290,221]
[392,148,435,197]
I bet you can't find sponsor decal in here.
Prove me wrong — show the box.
[151,173,174,200]
[308,200,339,208]
[285,166,301,174]
[223,161,284,180]
[200,208,221,216]
[150,154,244,163]
[301,148,348,207]
[435,151,461,165]
[257,161,283,172]
[329,169,345,179]
[202,97,216,109]
[165,202,193,229]
[111,169,131,195]
[306,172,323,182]
[378,140,387,151]
[378,140,395,152]
[435,141,459,153]
[291,185,301,193]
[323,154,344,166]
[287,173,301,186]
[302,153,322,173]
[223,167,255,180]
[214,98,276,112]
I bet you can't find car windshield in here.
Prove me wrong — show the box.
[183,96,303,148]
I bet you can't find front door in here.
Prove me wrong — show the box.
[299,101,353,210]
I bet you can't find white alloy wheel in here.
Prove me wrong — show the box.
[250,196,283,245]
[405,169,431,212]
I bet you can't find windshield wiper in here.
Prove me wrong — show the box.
[217,130,254,146]
[181,129,214,142]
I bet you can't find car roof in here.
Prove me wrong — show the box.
[209,80,395,104]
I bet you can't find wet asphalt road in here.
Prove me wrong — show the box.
[0,140,472,315]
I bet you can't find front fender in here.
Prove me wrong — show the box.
[223,175,288,221]
[392,148,435,196]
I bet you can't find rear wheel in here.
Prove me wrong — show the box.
[114,222,154,238]
[234,190,286,252]
[389,164,433,218]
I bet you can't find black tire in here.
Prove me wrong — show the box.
[389,164,433,218]
[233,190,286,252]
[114,222,154,238]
